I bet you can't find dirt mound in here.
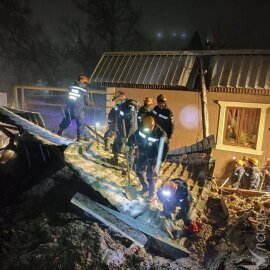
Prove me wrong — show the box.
[1,164,270,269]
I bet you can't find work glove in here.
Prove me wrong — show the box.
[186,220,199,234]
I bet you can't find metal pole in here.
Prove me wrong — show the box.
[13,86,19,109]
[21,88,25,110]
[200,57,209,138]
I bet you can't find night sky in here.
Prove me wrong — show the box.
[29,0,270,49]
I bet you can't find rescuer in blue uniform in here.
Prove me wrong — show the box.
[104,104,119,151]
[157,178,199,235]
[241,157,261,190]
[57,76,89,141]
[128,114,167,199]
[230,159,245,188]
[112,91,139,165]
[152,94,174,159]
[137,97,153,125]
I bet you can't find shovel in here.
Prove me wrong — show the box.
[122,119,137,200]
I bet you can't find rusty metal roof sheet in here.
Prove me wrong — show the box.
[90,52,198,90]
[209,54,270,90]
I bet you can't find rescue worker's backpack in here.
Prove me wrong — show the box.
[126,99,140,111]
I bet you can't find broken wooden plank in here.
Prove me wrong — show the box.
[71,192,147,247]
[98,200,190,259]
[222,188,269,197]
[71,192,189,259]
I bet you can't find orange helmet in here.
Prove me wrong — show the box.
[143,97,153,106]
[248,157,259,166]
[157,94,167,103]
[142,115,155,133]
[78,75,89,84]
[235,159,244,166]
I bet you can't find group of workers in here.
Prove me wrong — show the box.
[230,156,270,191]
[105,90,198,234]
[57,76,198,235]
[106,90,174,199]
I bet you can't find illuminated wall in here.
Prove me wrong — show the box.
[111,87,270,178]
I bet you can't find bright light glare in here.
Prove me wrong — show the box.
[157,32,163,38]
[162,190,171,197]
[179,105,199,130]
[95,122,100,126]
[144,128,150,132]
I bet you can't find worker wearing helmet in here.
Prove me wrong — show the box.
[157,178,198,236]
[57,75,89,141]
[138,97,153,124]
[111,90,139,165]
[104,104,119,151]
[128,114,167,198]
[152,94,174,159]
[230,159,245,188]
[240,157,261,190]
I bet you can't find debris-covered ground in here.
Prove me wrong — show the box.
[0,135,270,270]
[1,160,270,270]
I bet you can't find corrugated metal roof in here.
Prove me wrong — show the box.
[90,50,270,92]
[90,52,198,90]
[209,54,270,90]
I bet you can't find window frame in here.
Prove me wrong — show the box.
[216,101,269,155]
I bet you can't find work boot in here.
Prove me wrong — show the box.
[112,154,118,166]
[104,138,110,151]
[57,128,63,136]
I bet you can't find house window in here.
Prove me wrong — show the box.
[223,107,260,149]
[217,101,269,155]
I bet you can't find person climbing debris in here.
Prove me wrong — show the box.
[157,178,199,238]
[152,94,174,159]
[111,90,139,166]
[104,104,119,151]
[128,114,167,199]
[138,97,153,124]
[57,75,90,141]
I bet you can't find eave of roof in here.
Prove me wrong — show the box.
[90,50,270,93]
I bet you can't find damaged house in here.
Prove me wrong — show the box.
[1,50,270,269]
[90,50,270,179]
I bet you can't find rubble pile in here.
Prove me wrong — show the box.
[0,158,269,269]
[0,166,202,270]
[203,184,270,269]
